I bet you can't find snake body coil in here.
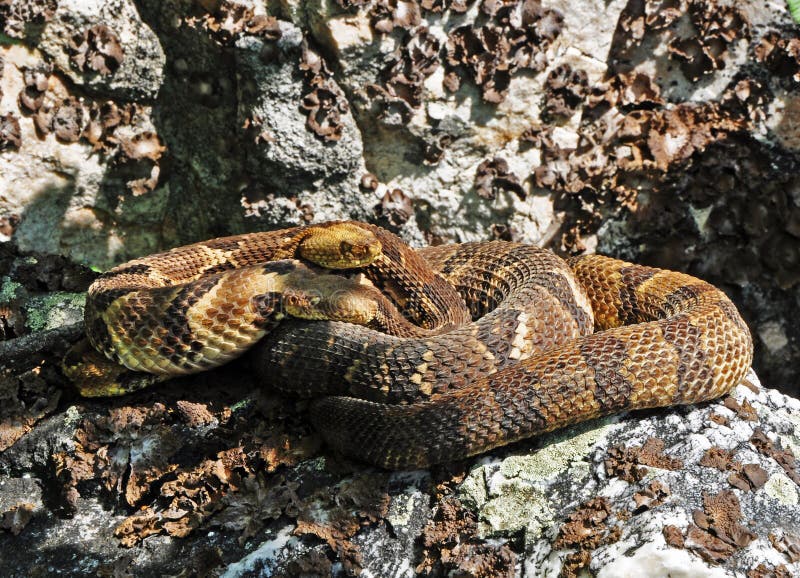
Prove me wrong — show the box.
[78,221,753,469]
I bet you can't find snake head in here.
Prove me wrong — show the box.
[282,289,321,318]
[282,275,379,325]
[298,222,382,269]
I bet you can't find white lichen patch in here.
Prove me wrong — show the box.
[458,465,490,510]
[598,477,632,501]
[219,525,296,578]
[671,432,714,463]
[595,539,731,578]
[763,473,799,505]
[385,491,424,529]
[478,480,552,537]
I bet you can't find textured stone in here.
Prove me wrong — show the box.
[2,0,798,383]
[234,23,371,226]
[2,1,800,571]
[3,349,796,578]
[38,0,165,99]
[0,43,167,268]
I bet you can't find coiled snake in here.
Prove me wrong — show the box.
[67,221,753,469]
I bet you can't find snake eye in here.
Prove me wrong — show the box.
[341,240,367,260]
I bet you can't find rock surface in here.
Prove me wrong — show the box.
[0,244,797,577]
[1,0,800,575]
[37,0,165,100]
[1,304,799,578]
[218,370,800,578]
[2,0,798,390]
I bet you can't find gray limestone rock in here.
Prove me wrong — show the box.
[2,0,798,381]
[2,0,800,572]
[38,0,165,100]
[234,22,372,226]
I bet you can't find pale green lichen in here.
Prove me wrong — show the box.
[305,456,330,472]
[763,473,799,505]
[0,277,23,303]
[499,419,616,482]
[458,419,616,541]
[478,480,553,539]
[385,492,419,528]
[459,466,489,510]
[64,406,84,428]
[229,396,256,413]
[23,292,86,333]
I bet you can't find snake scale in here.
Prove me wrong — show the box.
[74,221,753,469]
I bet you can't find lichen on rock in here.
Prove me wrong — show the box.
[2,0,800,575]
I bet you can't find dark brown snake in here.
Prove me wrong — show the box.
[72,221,754,470]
